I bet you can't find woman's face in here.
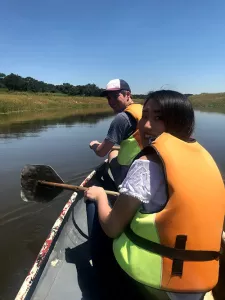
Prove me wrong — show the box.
[138,99,166,147]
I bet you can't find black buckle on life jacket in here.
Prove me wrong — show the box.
[172,235,187,277]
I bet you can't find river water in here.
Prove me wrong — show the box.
[0,109,225,299]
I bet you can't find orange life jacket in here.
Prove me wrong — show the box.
[113,133,225,292]
[117,103,143,166]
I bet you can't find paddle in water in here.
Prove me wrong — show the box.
[20,164,119,203]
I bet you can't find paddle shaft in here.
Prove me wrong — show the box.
[112,146,120,151]
[38,180,119,197]
[90,144,120,151]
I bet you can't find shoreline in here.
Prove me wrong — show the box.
[0,106,113,127]
[0,92,112,114]
[189,93,225,113]
[0,92,225,115]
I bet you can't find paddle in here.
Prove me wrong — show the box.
[112,146,120,151]
[89,144,120,151]
[20,164,119,203]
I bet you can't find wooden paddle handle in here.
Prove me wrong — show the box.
[38,180,120,197]
[89,144,120,151]
[112,146,120,151]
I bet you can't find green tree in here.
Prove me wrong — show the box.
[0,73,6,88]
[3,73,26,91]
[1,71,107,96]
[0,73,6,79]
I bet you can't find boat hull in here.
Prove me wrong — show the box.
[16,164,103,300]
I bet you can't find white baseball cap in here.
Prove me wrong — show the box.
[101,79,131,96]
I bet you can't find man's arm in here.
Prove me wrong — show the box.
[90,139,115,157]
[90,112,135,157]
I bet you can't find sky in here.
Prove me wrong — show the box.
[0,0,225,94]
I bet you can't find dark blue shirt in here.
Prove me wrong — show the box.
[106,112,137,145]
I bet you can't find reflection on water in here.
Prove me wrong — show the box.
[0,108,114,300]
[0,108,225,299]
[0,107,113,139]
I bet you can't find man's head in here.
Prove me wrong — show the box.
[101,79,133,113]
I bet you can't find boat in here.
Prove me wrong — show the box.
[16,161,134,300]
[15,161,224,300]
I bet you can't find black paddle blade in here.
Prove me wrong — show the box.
[21,165,64,203]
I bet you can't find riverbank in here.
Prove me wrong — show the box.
[1,91,225,115]
[0,107,113,127]
[0,92,111,114]
[190,93,225,113]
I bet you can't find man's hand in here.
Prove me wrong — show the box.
[89,140,100,149]
[89,139,115,157]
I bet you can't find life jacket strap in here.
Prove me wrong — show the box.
[125,226,220,262]
[172,235,187,276]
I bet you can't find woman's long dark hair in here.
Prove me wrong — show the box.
[145,90,195,140]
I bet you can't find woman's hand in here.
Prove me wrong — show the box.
[84,186,106,202]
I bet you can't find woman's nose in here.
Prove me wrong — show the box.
[144,120,150,128]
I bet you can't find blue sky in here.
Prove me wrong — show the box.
[0,0,225,94]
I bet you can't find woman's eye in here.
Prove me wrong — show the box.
[142,112,148,119]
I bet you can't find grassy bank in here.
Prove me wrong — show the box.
[0,106,113,127]
[189,93,225,113]
[0,92,109,114]
[0,107,114,139]
[1,91,225,115]
[0,106,113,131]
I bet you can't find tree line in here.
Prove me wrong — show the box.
[0,72,192,98]
[0,72,148,98]
[0,72,106,96]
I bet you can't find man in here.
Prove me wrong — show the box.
[87,80,142,289]
[89,79,143,186]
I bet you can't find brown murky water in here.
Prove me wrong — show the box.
[0,109,225,299]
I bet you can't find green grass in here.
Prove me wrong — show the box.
[0,106,113,127]
[0,91,143,114]
[1,91,225,114]
[0,92,110,114]
[189,93,225,113]
[0,88,8,94]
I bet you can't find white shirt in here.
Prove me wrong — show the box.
[120,159,167,210]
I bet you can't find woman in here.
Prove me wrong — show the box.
[85,90,225,300]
